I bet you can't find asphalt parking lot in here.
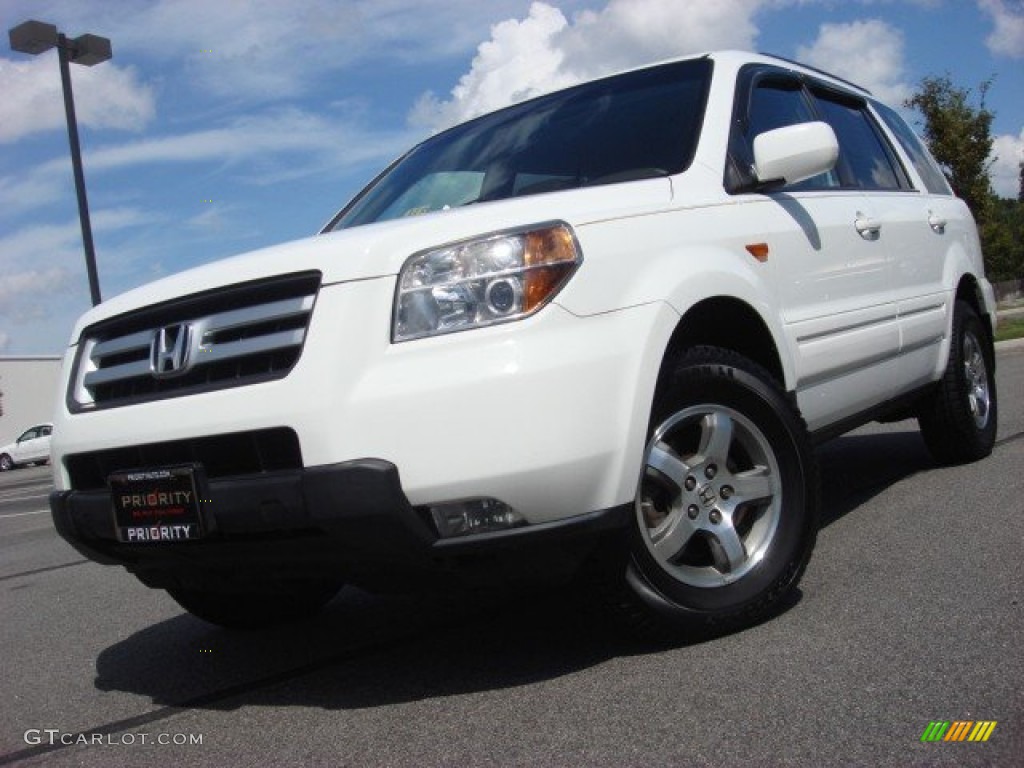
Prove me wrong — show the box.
[1,347,1021,767]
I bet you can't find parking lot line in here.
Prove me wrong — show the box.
[0,509,49,519]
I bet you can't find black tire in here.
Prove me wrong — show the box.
[918,300,997,465]
[613,345,819,641]
[0,454,12,472]
[167,578,342,630]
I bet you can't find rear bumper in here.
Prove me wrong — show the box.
[50,458,630,591]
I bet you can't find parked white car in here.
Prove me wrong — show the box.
[49,51,997,638]
[0,423,53,471]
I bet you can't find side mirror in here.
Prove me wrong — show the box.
[752,121,839,190]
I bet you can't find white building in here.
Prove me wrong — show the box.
[0,356,63,445]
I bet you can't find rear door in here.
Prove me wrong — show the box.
[869,100,960,390]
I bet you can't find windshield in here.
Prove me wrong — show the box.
[327,58,712,231]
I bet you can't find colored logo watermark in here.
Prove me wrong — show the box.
[921,721,997,742]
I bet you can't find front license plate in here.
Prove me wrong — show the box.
[109,465,205,543]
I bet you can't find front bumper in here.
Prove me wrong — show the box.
[52,284,679,526]
[50,458,630,591]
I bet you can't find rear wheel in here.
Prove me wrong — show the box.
[167,578,343,630]
[918,300,997,464]
[615,346,818,641]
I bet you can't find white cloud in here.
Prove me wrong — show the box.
[796,19,911,106]
[412,0,764,131]
[0,267,76,309]
[990,129,1023,198]
[5,0,534,103]
[560,0,760,74]
[978,0,1024,58]
[0,219,83,268]
[0,171,66,218]
[0,53,155,143]
[186,203,235,235]
[0,262,79,337]
[0,261,81,351]
[410,3,575,130]
[0,108,416,219]
[0,206,165,329]
[85,108,412,176]
[0,208,156,277]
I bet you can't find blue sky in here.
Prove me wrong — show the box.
[1,0,1022,355]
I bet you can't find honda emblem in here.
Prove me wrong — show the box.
[151,323,192,378]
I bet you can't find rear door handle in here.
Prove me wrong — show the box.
[928,212,947,233]
[855,214,881,239]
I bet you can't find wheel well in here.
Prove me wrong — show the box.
[955,276,993,345]
[660,297,785,388]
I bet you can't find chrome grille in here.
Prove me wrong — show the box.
[70,272,320,411]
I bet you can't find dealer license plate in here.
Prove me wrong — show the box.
[109,465,206,543]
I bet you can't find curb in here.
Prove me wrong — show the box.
[995,307,1023,350]
[995,338,1024,352]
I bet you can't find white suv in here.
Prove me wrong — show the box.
[0,423,53,471]
[49,51,997,638]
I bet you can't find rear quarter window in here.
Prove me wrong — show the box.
[872,100,953,195]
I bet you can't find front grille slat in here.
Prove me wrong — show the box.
[200,295,314,338]
[92,329,153,358]
[199,328,307,365]
[84,358,153,389]
[71,272,320,411]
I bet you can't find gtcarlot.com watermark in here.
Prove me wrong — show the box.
[24,729,203,747]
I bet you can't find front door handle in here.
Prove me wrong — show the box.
[855,214,881,240]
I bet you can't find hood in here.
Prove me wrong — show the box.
[65,177,672,345]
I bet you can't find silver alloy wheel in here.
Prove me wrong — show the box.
[636,404,782,588]
[963,330,991,430]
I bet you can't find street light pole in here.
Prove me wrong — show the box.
[56,32,102,306]
[9,20,112,307]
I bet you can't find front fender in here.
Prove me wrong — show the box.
[558,208,795,390]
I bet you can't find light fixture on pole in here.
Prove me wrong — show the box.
[9,20,112,306]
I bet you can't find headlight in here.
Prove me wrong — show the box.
[393,222,581,342]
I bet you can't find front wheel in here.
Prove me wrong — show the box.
[0,454,12,472]
[167,578,343,630]
[615,346,819,641]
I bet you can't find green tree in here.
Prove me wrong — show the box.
[983,198,1024,281]
[905,76,995,226]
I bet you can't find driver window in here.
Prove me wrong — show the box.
[749,81,815,137]
[748,80,839,191]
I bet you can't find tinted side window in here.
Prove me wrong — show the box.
[872,100,952,195]
[749,81,815,136]
[811,91,905,191]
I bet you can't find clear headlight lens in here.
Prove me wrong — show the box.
[393,222,581,342]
